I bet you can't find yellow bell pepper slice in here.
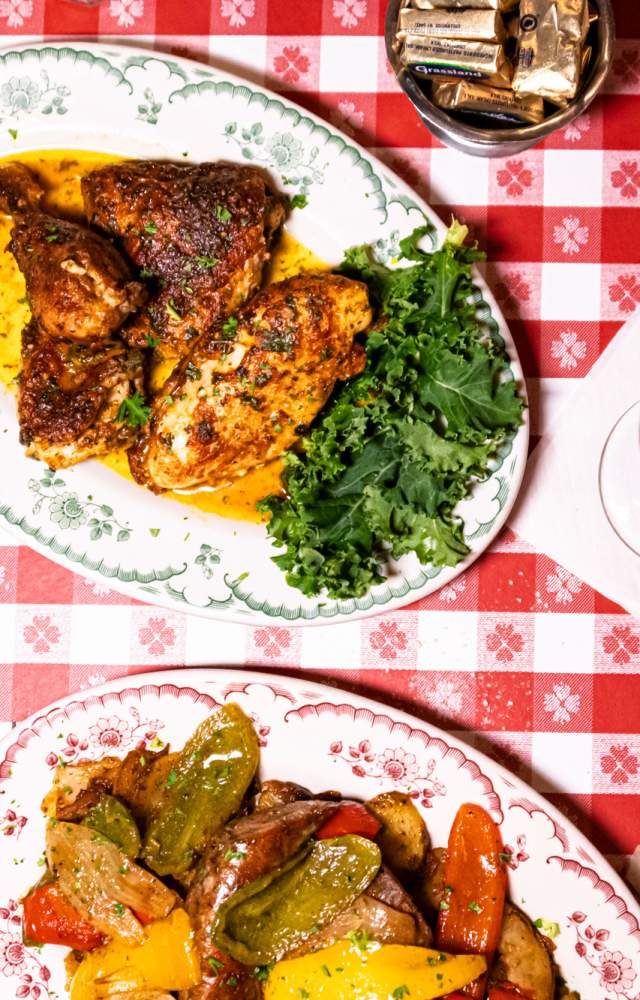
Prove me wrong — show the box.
[69,908,200,1000]
[265,941,487,1000]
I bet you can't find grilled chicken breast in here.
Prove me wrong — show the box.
[18,321,144,467]
[82,160,286,356]
[128,273,372,492]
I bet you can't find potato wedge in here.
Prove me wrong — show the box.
[491,903,555,1000]
[112,748,179,826]
[418,845,447,918]
[366,791,429,877]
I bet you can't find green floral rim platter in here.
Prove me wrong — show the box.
[0,42,529,625]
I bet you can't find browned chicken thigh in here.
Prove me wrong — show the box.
[129,273,372,493]
[0,161,44,215]
[18,322,144,468]
[9,212,146,342]
[0,162,147,467]
[82,161,286,357]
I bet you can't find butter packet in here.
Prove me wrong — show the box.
[513,0,588,104]
[411,0,518,11]
[403,37,513,88]
[432,79,545,125]
[398,8,504,43]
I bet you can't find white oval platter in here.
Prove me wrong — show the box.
[0,42,529,625]
[0,668,636,999]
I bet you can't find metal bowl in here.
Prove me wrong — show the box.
[385,0,615,158]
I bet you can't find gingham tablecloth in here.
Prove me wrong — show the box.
[0,0,639,891]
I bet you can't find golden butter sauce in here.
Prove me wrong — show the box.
[0,150,329,523]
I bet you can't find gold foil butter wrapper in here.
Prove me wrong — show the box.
[397,8,504,43]
[513,0,588,104]
[411,0,518,11]
[432,79,545,125]
[403,37,513,88]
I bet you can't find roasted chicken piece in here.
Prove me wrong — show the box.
[0,161,43,214]
[9,211,146,343]
[129,273,372,492]
[82,160,286,356]
[18,322,145,467]
[1,162,148,467]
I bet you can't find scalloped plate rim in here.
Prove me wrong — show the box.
[0,667,638,999]
[0,40,530,626]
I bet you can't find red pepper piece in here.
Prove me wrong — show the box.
[22,883,105,951]
[315,802,381,840]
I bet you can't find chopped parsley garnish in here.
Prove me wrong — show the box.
[439,900,450,911]
[215,204,232,223]
[166,298,182,321]
[45,225,59,243]
[196,254,219,269]
[392,987,410,999]
[321,964,332,977]
[139,266,155,279]
[224,849,246,861]
[254,963,274,982]
[113,902,125,917]
[115,391,150,428]
[468,901,483,913]
[185,361,202,381]
[149,528,160,537]
[227,977,238,987]
[346,930,370,952]
[207,956,224,974]
[499,852,512,864]
[298,991,309,999]
[144,221,158,234]
[145,333,160,348]
[290,193,308,209]
[139,755,146,767]
[534,917,561,939]
[165,769,178,788]
[258,221,523,599]
[8,128,17,140]
[222,316,238,339]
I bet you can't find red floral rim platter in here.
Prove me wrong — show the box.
[0,668,637,999]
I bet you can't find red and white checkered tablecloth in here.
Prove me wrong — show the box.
[0,0,639,892]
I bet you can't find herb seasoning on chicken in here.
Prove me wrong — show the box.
[82,160,286,357]
[128,273,372,493]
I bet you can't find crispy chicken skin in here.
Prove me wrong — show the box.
[82,160,286,356]
[0,162,44,215]
[128,273,372,492]
[17,322,145,467]
[9,213,146,343]
[1,162,148,467]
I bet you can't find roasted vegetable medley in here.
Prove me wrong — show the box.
[22,704,577,999]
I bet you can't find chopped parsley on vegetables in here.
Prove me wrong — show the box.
[258,222,523,599]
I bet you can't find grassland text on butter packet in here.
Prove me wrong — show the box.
[403,37,514,88]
